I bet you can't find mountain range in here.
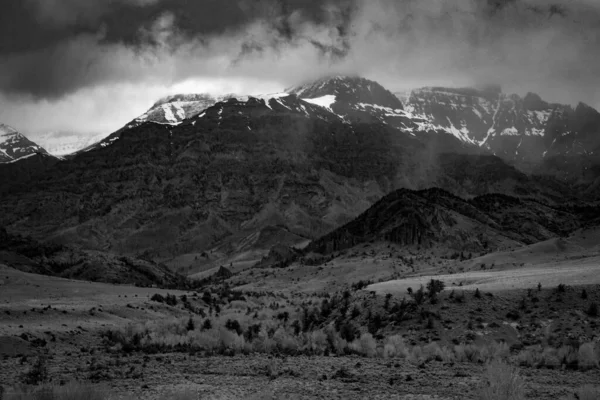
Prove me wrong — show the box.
[1,75,599,274]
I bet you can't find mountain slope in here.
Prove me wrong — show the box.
[0,92,411,263]
[307,188,582,255]
[0,124,50,163]
[0,227,187,287]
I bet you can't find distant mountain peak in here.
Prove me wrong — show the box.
[151,93,242,109]
[287,75,403,110]
[522,92,547,111]
[0,124,49,163]
[575,101,599,116]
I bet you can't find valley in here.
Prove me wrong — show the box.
[1,76,600,399]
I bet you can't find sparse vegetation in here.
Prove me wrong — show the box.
[478,360,525,400]
[21,356,48,386]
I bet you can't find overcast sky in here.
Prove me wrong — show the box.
[0,0,599,138]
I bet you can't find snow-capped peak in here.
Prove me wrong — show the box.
[0,123,49,163]
[287,76,403,111]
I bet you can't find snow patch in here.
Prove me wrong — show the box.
[173,102,186,120]
[5,153,36,163]
[500,127,519,136]
[534,110,550,124]
[161,104,178,123]
[527,128,545,136]
[303,95,337,111]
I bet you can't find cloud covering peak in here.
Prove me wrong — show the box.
[0,0,598,138]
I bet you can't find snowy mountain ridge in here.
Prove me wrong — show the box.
[0,124,50,163]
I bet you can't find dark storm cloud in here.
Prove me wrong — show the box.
[0,0,357,98]
[0,0,599,137]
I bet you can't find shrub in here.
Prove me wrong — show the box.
[453,291,466,303]
[186,317,195,332]
[556,284,567,293]
[478,360,525,400]
[218,327,246,353]
[382,335,408,359]
[338,322,358,342]
[150,293,165,303]
[349,333,377,357]
[21,356,48,385]
[587,303,598,317]
[422,342,445,362]
[426,279,445,298]
[455,344,484,363]
[412,286,426,305]
[202,319,212,331]
[225,319,243,335]
[324,326,348,355]
[273,328,299,354]
[304,330,328,355]
[578,343,599,370]
[558,346,579,370]
[251,327,275,354]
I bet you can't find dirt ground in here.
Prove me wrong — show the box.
[1,347,598,400]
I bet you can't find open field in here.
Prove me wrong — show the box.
[0,263,191,340]
[2,225,600,399]
[368,256,600,295]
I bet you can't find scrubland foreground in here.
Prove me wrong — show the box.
[1,262,600,400]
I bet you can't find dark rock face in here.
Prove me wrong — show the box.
[308,188,582,255]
